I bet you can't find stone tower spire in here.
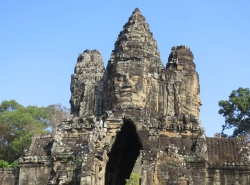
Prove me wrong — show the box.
[166,46,202,117]
[70,50,104,117]
[108,8,163,67]
[105,8,164,110]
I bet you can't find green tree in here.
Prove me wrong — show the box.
[0,100,48,163]
[42,104,70,134]
[218,87,250,138]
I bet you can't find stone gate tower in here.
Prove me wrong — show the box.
[17,8,250,185]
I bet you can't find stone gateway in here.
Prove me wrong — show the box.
[3,8,250,185]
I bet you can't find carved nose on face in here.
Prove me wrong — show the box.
[122,78,132,88]
[198,96,202,106]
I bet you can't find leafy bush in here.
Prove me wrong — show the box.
[0,159,19,168]
[0,160,9,168]
[126,172,140,185]
[9,160,19,168]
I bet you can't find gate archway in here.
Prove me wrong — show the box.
[105,119,142,185]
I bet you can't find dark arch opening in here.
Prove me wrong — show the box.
[105,119,142,185]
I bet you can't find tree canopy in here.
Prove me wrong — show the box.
[0,100,69,163]
[42,104,70,134]
[218,87,250,138]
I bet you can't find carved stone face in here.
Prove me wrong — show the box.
[194,92,202,116]
[109,62,147,108]
[180,72,201,117]
[191,73,202,116]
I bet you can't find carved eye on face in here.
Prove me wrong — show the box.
[130,76,139,82]
[117,77,123,81]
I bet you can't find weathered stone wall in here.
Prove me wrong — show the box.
[19,164,52,185]
[18,135,53,185]
[0,168,19,185]
[206,167,250,185]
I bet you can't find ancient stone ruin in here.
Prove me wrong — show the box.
[1,8,250,185]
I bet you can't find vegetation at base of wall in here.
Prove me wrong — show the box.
[218,87,250,138]
[125,172,140,185]
[0,159,19,168]
[0,100,70,163]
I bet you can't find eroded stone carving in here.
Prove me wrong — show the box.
[70,49,105,117]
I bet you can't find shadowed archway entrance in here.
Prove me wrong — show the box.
[105,120,142,185]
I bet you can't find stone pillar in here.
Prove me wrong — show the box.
[80,150,108,185]
[141,150,157,185]
[212,170,220,185]
[80,153,94,185]
[80,176,92,185]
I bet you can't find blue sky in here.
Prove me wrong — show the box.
[1,1,249,137]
